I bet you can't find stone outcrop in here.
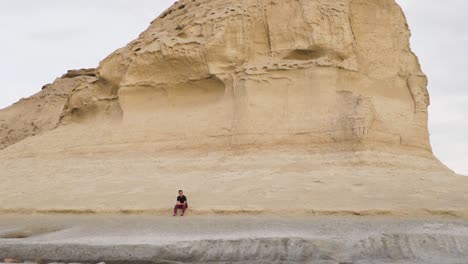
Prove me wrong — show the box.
[0,0,466,215]
[0,0,432,153]
[61,68,97,79]
[0,68,120,150]
[0,76,93,150]
[95,0,431,152]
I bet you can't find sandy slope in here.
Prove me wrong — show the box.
[0,124,466,216]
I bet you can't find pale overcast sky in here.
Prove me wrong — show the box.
[0,1,466,175]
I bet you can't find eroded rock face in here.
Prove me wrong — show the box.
[0,76,93,150]
[0,69,120,150]
[0,0,430,153]
[93,0,430,151]
[1,0,465,214]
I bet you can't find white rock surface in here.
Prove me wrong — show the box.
[0,215,467,263]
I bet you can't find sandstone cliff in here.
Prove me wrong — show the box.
[0,0,466,215]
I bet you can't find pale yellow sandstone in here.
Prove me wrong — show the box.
[0,0,466,216]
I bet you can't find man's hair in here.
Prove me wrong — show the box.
[178,190,183,193]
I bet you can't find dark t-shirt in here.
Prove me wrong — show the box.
[177,195,187,204]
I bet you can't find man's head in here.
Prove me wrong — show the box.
[178,190,183,196]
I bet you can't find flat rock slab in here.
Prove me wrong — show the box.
[0,215,467,264]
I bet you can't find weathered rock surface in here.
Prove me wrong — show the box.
[97,0,431,151]
[0,0,466,214]
[1,215,468,263]
[0,76,91,150]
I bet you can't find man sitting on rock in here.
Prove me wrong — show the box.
[173,190,188,216]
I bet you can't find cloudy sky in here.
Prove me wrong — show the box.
[0,1,466,175]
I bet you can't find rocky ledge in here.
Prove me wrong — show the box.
[1,215,467,264]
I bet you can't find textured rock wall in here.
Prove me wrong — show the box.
[0,69,121,150]
[93,0,430,151]
[0,75,93,150]
[0,0,431,153]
